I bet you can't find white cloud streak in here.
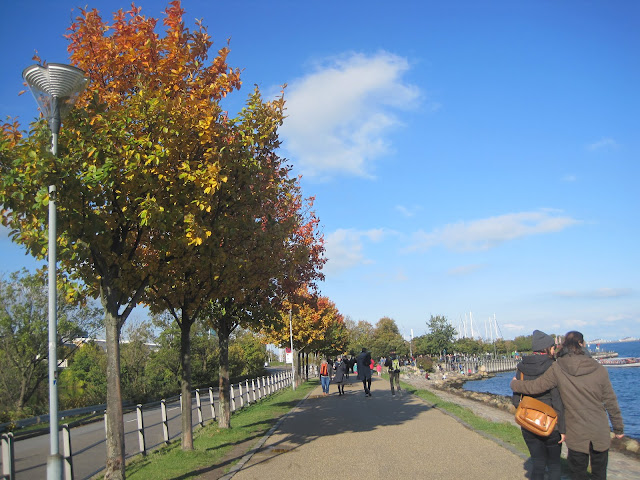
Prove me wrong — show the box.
[408,210,581,252]
[324,228,387,275]
[587,137,619,151]
[280,51,421,178]
[554,288,634,299]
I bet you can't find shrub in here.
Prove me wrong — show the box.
[416,356,434,372]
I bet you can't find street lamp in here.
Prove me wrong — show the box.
[22,63,87,480]
[289,306,296,390]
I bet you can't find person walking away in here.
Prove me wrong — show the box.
[320,358,331,396]
[356,348,373,396]
[333,356,346,395]
[511,331,624,480]
[385,352,401,395]
[376,362,382,377]
[511,330,565,480]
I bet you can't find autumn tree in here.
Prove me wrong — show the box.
[0,2,243,476]
[262,289,345,376]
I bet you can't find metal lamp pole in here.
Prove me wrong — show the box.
[22,63,87,480]
[289,306,296,390]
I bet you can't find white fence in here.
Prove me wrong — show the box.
[0,371,292,480]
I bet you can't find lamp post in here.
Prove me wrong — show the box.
[22,63,87,480]
[289,306,296,390]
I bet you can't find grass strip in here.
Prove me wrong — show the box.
[124,380,318,480]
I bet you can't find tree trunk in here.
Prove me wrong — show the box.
[104,310,125,480]
[180,317,194,450]
[217,330,231,428]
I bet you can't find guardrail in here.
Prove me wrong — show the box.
[0,371,292,480]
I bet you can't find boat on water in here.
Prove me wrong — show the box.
[597,357,640,367]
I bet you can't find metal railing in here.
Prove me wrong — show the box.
[0,371,292,480]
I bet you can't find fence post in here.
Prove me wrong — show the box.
[209,387,216,420]
[238,382,245,409]
[230,385,236,412]
[136,404,146,456]
[251,379,257,403]
[104,410,108,438]
[195,389,203,427]
[1,432,15,480]
[245,380,251,405]
[256,377,262,400]
[62,424,73,480]
[161,399,169,444]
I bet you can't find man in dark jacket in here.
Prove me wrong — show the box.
[512,330,565,480]
[511,331,624,480]
[356,347,372,396]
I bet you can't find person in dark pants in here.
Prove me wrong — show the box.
[355,347,372,396]
[512,331,624,480]
[512,330,565,480]
[385,351,401,395]
[332,356,346,395]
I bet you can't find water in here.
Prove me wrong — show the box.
[463,341,640,439]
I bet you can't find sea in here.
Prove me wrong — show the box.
[463,340,640,440]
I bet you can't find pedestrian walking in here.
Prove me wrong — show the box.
[385,351,401,395]
[333,356,347,395]
[511,330,565,480]
[511,331,624,480]
[320,358,331,396]
[355,347,372,396]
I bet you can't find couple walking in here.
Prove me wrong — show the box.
[320,356,347,396]
[511,330,624,480]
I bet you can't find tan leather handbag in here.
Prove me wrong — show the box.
[514,372,558,437]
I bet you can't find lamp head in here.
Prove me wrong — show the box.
[22,63,88,135]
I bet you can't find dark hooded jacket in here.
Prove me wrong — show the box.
[512,353,566,435]
[511,352,623,453]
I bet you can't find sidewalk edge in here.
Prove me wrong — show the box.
[219,383,317,480]
[410,390,529,461]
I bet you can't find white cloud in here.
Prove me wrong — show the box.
[280,51,421,178]
[562,174,577,182]
[408,210,581,252]
[395,204,422,218]
[323,228,386,275]
[587,137,619,151]
[554,288,633,299]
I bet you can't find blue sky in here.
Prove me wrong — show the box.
[1,0,639,342]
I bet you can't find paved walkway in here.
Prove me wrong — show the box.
[221,376,531,480]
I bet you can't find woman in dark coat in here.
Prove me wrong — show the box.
[511,331,624,480]
[512,330,565,480]
[332,356,346,395]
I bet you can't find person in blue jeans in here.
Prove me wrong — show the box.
[320,358,331,395]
